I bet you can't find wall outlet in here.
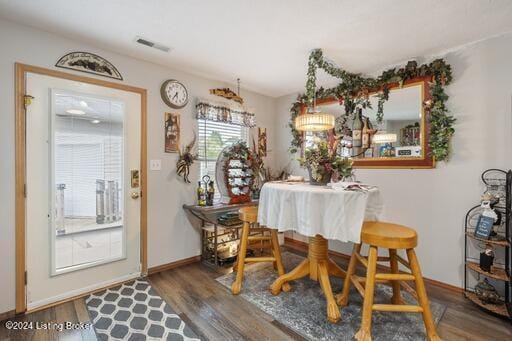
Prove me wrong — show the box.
[150,159,161,171]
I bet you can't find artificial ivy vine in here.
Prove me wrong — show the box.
[289,49,455,161]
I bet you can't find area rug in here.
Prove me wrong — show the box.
[216,252,446,341]
[86,279,200,341]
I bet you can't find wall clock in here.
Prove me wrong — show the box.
[161,79,189,109]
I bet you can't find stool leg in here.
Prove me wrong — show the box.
[271,231,278,271]
[356,245,378,341]
[389,249,404,305]
[336,243,361,306]
[270,230,291,292]
[406,249,440,341]
[232,222,250,295]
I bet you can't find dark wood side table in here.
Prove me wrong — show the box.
[183,201,258,266]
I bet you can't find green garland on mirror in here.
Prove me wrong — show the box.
[289,49,455,161]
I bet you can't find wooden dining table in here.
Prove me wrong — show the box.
[257,181,383,323]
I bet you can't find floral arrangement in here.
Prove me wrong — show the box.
[299,140,353,184]
[290,49,455,161]
[176,132,198,183]
[222,140,250,160]
[250,139,265,182]
[222,141,262,176]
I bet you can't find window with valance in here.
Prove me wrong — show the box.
[196,99,255,190]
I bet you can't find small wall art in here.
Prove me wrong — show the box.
[209,88,244,104]
[258,127,267,157]
[165,112,180,153]
[55,52,123,80]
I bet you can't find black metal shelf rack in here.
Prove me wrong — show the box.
[464,169,511,320]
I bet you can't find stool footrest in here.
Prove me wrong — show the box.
[353,274,390,284]
[247,242,272,250]
[350,276,366,298]
[372,304,423,313]
[400,281,418,299]
[396,254,411,269]
[249,228,269,233]
[244,257,276,263]
[355,254,391,268]
[248,236,271,241]
[375,273,415,281]
[355,253,368,268]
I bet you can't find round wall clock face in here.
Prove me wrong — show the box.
[161,80,189,108]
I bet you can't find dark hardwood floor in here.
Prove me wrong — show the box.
[1,247,511,340]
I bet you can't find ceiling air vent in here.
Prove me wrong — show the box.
[135,37,171,53]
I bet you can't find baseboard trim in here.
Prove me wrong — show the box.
[284,237,464,294]
[148,255,201,275]
[0,309,15,322]
[28,273,140,313]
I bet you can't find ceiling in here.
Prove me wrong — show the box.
[2,0,512,97]
[55,91,124,123]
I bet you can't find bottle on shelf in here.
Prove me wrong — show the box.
[362,117,370,149]
[197,181,206,206]
[206,180,215,206]
[352,108,363,156]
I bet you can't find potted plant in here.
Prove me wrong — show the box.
[299,140,353,185]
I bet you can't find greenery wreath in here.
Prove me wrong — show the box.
[289,49,455,161]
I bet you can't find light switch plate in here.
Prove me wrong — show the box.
[150,159,161,171]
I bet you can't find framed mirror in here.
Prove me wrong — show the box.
[301,77,434,168]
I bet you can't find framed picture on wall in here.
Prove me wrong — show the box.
[258,127,267,157]
[165,112,180,153]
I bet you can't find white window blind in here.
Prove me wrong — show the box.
[197,119,249,186]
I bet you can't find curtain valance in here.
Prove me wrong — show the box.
[196,99,256,127]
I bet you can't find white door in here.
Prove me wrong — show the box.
[25,72,142,310]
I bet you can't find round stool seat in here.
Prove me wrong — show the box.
[361,221,417,249]
[239,206,258,223]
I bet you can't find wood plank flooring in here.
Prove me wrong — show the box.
[1,247,511,340]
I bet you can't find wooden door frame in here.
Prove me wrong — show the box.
[15,63,148,313]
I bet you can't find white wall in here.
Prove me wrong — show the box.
[274,34,512,288]
[0,19,277,313]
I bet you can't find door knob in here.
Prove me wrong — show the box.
[131,191,140,199]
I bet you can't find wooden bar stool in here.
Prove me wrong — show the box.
[337,221,440,341]
[231,206,290,294]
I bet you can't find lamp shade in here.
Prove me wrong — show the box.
[295,112,335,132]
[372,133,397,144]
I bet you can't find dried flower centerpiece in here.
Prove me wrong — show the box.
[299,139,353,185]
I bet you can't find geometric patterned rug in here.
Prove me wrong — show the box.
[216,252,446,341]
[86,279,200,341]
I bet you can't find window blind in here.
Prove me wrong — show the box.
[197,118,248,191]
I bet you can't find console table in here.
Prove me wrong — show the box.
[183,201,258,266]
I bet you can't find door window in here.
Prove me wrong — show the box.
[51,90,125,274]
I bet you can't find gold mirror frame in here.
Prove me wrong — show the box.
[300,76,434,169]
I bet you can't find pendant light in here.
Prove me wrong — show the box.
[294,89,335,132]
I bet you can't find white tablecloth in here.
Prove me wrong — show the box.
[257,182,384,243]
